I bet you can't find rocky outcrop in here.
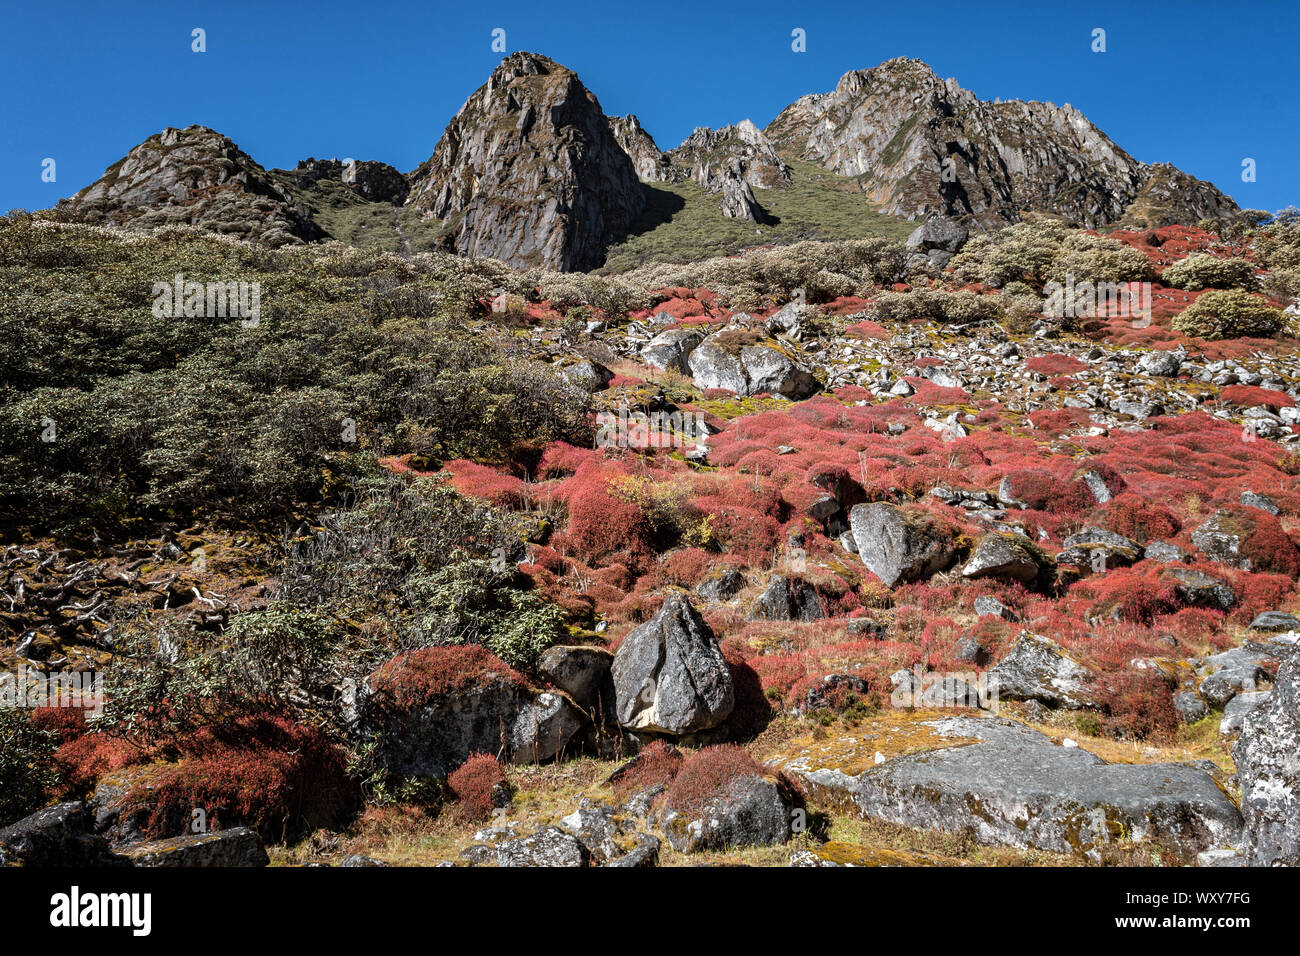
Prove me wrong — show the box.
[765,57,1236,228]
[407,52,644,271]
[0,802,121,867]
[57,125,321,246]
[289,158,409,204]
[608,114,674,183]
[121,827,269,867]
[669,120,791,222]
[1234,657,1300,865]
[774,715,1242,862]
[611,591,735,735]
[687,329,819,398]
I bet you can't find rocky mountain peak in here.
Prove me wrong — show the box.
[766,58,1235,230]
[407,52,644,270]
[56,124,320,245]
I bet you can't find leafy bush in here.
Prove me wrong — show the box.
[0,709,57,826]
[664,745,802,813]
[1171,289,1286,340]
[1160,254,1257,291]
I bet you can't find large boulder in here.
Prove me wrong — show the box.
[687,330,818,398]
[750,574,824,622]
[987,632,1094,709]
[536,645,615,714]
[1234,657,1300,865]
[659,773,798,853]
[122,828,269,867]
[361,645,581,777]
[611,592,735,735]
[962,532,1044,583]
[0,802,121,867]
[849,502,958,588]
[905,214,969,254]
[509,692,587,764]
[641,328,706,373]
[1195,645,1274,708]
[773,714,1242,862]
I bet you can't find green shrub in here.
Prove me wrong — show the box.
[1160,254,1257,291]
[1171,289,1286,340]
[0,709,57,826]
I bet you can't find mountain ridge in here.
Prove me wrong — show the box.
[53,53,1239,270]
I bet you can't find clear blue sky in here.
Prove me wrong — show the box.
[3,0,1295,213]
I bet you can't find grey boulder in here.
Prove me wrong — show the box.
[611,591,735,735]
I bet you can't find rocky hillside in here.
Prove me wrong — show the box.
[4,206,1300,868]
[406,52,645,271]
[765,57,1236,229]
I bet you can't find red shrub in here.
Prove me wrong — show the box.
[441,460,527,509]
[1093,669,1180,741]
[448,753,509,823]
[1026,353,1087,375]
[747,654,807,698]
[666,745,781,813]
[126,713,354,841]
[368,645,526,710]
[1220,385,1294,411]
[30,705,90,745]
[561,462,656,567]
[1079,566,1180,625]
[609,741,683,798]
[52,732,144,796]
[1095,493,1181,543]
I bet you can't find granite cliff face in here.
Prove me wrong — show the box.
[406,52,645,271]
[765,57,1236,229]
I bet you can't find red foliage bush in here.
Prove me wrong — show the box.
[126,713,354,841]
[560,461,656,568]
[448,753,509,823]
[1000,469,1092,513]
[30,705,90,745]
[441,460,527,509]
[609,740,683,798]
[1219,385,1294,411]
[1093,669,1181,740]
[1095,493,1180,543]
[52,731,144,796]
[1026,353,1087,375]
[1079,566,1180,625]
[368,645,526,710]
[747,654,807,698]
[665,745,797,813]
[1235,511,1300,577]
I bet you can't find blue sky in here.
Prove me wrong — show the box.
[3,0,1295,213]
